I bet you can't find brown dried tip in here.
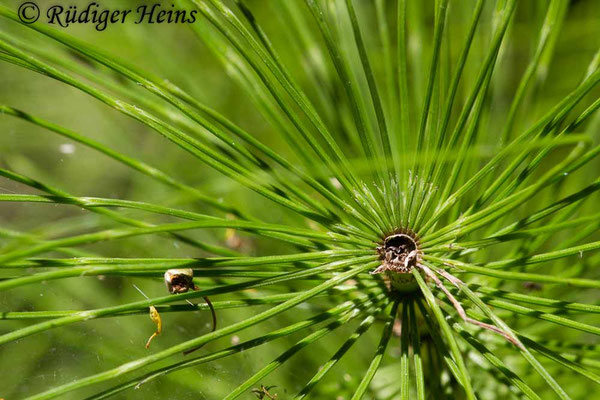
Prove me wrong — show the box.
[372,233,420,275]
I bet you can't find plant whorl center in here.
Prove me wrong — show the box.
[371,230,421,291]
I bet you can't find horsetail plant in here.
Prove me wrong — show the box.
[0,0,599,398]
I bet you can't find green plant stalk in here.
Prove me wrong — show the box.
[350,300,400,400]
[188,0,367,201]
[0,289,361,320]
[408,301,425,400]
[293,312,378,400]
[0,257,377,345]
[25,262,378,399]
[0,217,376,267]
[3,251,371,269]
[399,300,410,400]
[453,291,600,336]
[0,34,331,223]
[439,276,571,399]
[413,270,475,400]
[0,167,239,256]
[500,0,568,144]
[422,67,600,235]
[414,297,463,394]
[85,290,387,399]
[223,304,385,399]
[470,284,600,313]
[304,0,383,184]
[448,318,541,400]
[0,250,372,291]
[462,308,600,386]
[425,142,600,245]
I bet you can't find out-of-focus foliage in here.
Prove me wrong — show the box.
[0,0,599,399]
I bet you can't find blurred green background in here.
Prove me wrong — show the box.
[1,0,600,398]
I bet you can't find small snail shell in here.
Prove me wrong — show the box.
[164,268,195,294]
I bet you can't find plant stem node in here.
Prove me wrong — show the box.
[371,230,421,291]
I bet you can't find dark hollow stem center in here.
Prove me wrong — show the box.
[372,232,421,292]
[374,233,420,274]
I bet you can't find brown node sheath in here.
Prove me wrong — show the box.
[371,229,422,292]
[372,230,421,275]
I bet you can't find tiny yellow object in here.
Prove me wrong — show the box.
[145,305,162,349]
